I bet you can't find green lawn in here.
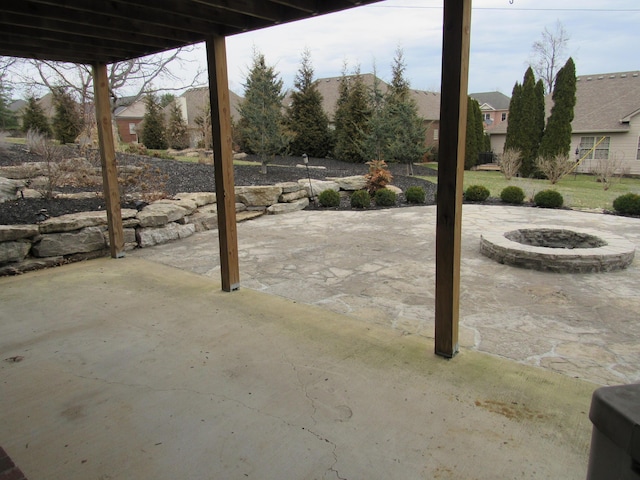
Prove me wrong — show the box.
[418,166,640,211]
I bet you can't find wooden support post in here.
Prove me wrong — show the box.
[206,35,240,292]
[92,63,124,258]
[434,0,472,358]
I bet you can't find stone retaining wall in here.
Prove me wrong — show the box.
[0,177,366,275]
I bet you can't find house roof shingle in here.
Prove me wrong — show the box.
[490,71,640,135]
[469,91,510,111]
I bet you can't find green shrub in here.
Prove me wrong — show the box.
[374,188,397,207]
[405,186,426,204]
[612,193,640,215]
[465,184,490,202]
[534,189,564,208]
[500,186,525,204]
[318,189,340,208]
[350,189,371,209]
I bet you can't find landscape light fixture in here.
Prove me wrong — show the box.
[303,153,315,203]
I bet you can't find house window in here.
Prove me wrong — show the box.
[579,136,610,160]
[129,123,136,135]
[637,137,640,160]
[433,129,438,141]
[501,112,507,121]
[483,113,491,121]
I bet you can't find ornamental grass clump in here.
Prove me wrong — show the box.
[374,188,397,207]
[533,189,564,208]
[350,189,371,209]
[465,184,490,202]
[318,189,340,208]
[500,186,525,205]
[405,186,426,204]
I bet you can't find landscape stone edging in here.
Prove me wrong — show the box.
[0,177,367,275]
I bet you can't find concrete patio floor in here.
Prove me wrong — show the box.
[1,204,638,479]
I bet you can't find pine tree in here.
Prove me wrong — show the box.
[52,87,81,144]
[287,49,331,158]
[361,65,389,162]
[0,80,17,130]
[333,67,371,163]
[382,49,426,174]
[538,57,576,160]
[140,92,167,149]
[239,51,290,174]
[22,96,52,136]
[166,101,190,150]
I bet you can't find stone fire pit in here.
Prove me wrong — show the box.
[480,226,636,273]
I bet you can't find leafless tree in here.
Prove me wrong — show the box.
[7,47,205,138]
[530,21,570,94]
[536,153,574,184]
[590,152,624,191]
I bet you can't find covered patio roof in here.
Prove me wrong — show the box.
[0,0,471,358]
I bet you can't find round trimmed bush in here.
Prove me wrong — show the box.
[350,189,371,209]
[405,186,426,204]
[534,189,564,208]
[374,188,397,207]
[612,193,640,215]
[500,186,525,205]
[318,189,340,208]
[465,184,490,202]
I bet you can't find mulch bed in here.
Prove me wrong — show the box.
[0,144,438,225]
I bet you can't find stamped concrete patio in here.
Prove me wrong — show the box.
[1,204,637,479]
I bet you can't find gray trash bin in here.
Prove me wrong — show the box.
[587,383,640,479]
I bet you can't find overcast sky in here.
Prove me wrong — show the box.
[176,0,639,97]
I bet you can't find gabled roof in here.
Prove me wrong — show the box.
[469,91,510,111]
[572,71,640,132]
[489,71,640,135]
[285,73,441,122]
[0,1,383,65]
[180,87,242,125]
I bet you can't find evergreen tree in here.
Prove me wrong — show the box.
[465,97,483,169]
[0,80,17,130]
[22,96,51,136]
[538,57,576,160]
[239,51,290,174]
[382,49,426,174]
[333,66,371,163]
[140,92,167,149]
[166,101,190,149]
[287,49,331,158]
[160,93,176,108]
[504,67,545,176]
[52,87,81,144]
[361,65,389,162]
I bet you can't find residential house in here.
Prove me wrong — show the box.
[114,96,146,143]
[489,71,640,175]
[178,87,243,148]
[286,74,441,149]
[469,91,510,129]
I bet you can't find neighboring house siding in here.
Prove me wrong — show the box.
[116,118,142,143]
[574,119,640,175]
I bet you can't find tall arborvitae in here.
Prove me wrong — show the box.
[52,87,81,144]
[333,66,371,163]
[287,49,331,158]
[504,67,545,176]
[22,96,52,136]
[465,97,483,169]
[538,57,577,160]
[140,92,167,149]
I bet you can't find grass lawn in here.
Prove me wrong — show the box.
[418,164,640,210]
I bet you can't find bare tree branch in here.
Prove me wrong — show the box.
[530,21,570,94]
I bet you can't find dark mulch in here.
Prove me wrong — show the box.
[0,145,438,225]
